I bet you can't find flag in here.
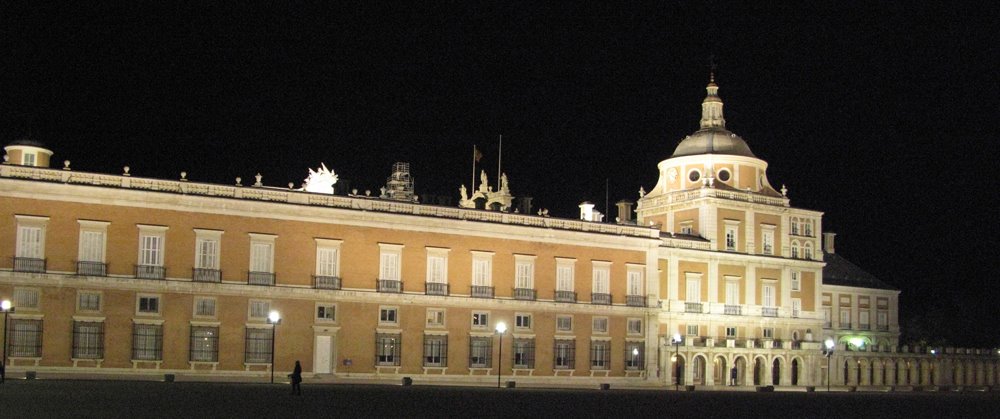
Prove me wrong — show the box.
[474,146,483,162]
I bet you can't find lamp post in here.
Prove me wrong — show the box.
[672,333,682,391]
[823,338,835,392]
[1,299,14,383]
[267,310,282,384]
[495,322,507,388]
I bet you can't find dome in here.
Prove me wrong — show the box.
[672,127,755,158]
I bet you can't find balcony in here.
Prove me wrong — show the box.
[626,295,646,307]
[135,264,165,280]
[554,290,576,303]
[513,287,535,301]
[839,323,852,330]
[876,324,889,331]
[762,307,778,317]
[248,271,275,286]
[13,257,46,273]
[591,293,611,305]
[823,321,833,329]
[313,275,342,290]
[724,304,742,315]
[192,268,221,283]
[685,302,703,313]
[859,323,871,330]
[471,285,494,299]
[76,261,107,276]
[378,278,402,293]
[425,282,448,296]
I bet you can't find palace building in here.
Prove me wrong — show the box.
[1,79,996,389]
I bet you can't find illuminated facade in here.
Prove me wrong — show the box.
[1,81,997,389]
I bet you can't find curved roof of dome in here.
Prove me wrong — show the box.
[671,127,756,158]
[7,137,49,149]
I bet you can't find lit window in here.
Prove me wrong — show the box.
[244,327,273,363]
[376,333,401,366]
[472,311,489,329]
[425,308,444,327]
[9,319,43,357]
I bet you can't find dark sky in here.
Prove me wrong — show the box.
[2,3,998,347]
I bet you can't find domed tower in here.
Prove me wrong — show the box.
[4,137,54,167]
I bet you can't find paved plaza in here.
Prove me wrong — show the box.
[0,379,997,418]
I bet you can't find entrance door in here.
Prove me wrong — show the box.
[314,335,333,374]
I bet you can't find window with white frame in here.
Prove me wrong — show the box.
[137,225,167,267]
[379,307,399,325]
[725,277,740,305]
[15,215,47,270]
[515,313,532,330]
[792,298,802,318]
[763,327,774,339]
[379,243,403,281]
[592,317,608,334]
[804,242,814,260]
[761,225,775,255]
[248,300,270,320]
[194,297,216,317]
[790,217,800,235]
[680,221,693,235]
[592,262,610,294]
[724,220,739,251]
[78,291,102,312]
[725,326,737,338]
[471,251,493,286]
[762,283,776,307]
[13,288,40,309]
[804,219,813,237]
[23,152,36,166]
[137,295,161,315]
[556,315,573,332]
[555,258,575,292]
[685,272,702,302]
[249,233,276,274]
[471,311,489,329]
[840,309,851,327]
[194,229,222,270]
[686,324,699,336]
[425,308,444,327]
[78,220,109,265]
[791,271,801,291]
[790,240,800,259]
[514,255,535,290]
[425,247,449,284]
[317,303,337,322]
[315,239,342,278]
[627,318,642,335]
[554,339,574,369]
[626,267,643,296]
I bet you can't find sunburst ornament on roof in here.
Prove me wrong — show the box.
[303,163,339,194]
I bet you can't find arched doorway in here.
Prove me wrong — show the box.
[791,358,800,386]
[734,356,747,386]
[674,355,685,387]
[753,357,765,386]
[713,356,728,386]
[693,355,706,385]
[771,358,781,385]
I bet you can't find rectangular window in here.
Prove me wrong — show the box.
[249,238,275,273]
[625,341,644,369]
[16,224,45,259]
[9,319,43,357]
[556,315,573,332]
[472,311,489,329]
[469,336,492,368]
[244,327,273,363]
[471,252,493,286]
[792,298,802,318]
[23,152,36,166]
[724,222,738,251]
[379,307,398,325]
[725,326,737,338]
[823,307,833,327]
[249,300,270,319]
[592,317,608,334]
[316,239,342,278]
[190,326,219,362]
[78,222,108,263]
[554,340,575,369]
[590,340,610,369]
[725,279,740,305]
[515,313,532,330]
[194,230,222,269]
[859,310,870,328]
[423,335,447,367]
[379,243,403,281]
[513,338,535,369]
[556,259,574,291]
[72,321,104,359]
[78,291,102,312]
[138,231,165,266]
[791,271,801,291]
[685,274,702,302]
[762,284,776,307]
[132,323,163,361]
[425,308,444,327]
[194,297,216,317]
[686,324,699,336]
[627,318,642,335]
[840,309,851,328]
[426,254,447,283]
[137,295,160,315]
[626,269,643,296]
[317,304,337,322]
[13,288,40,309]
[761,227,775,255]
[763,327,774,339]
[791,218,800,235]
[515,259,534,289]
[680,221,693,235]
[592,263,610,293]
[376,333,402,366]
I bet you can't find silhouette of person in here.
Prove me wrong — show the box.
[730,366,738,386]
[290,360,302,395]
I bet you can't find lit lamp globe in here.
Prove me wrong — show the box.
[495,322,507,334]
[673,333,682,344]
[1,299,11,311]
[824,338,835,351]
[268,310,281,324]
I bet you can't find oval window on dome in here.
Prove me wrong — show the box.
[688,170,701,183]
[717,169,731,182]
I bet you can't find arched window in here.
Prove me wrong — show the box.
[790,217,799,235]
[804,242,813,260]
[791,240,800,259]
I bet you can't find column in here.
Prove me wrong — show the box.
[707,260,719,304]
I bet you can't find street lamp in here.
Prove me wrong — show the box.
[267,310,282,384]
[495,322,507,388]
[672,333,682,391]
[823,338,835,392]
[1,299,14,384]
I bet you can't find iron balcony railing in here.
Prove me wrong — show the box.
[685,302,703,313]
[591,293,611,305]
[471,285,494,299]
[762,307,778,317]
[425,282,448,296]
[626,295,646,307]
[192,268,221,283]
[248,271,275,286]
[13,257,46,273]
[76,261,107,276]
[554,290,576,303]
[513,287,535,300]
[724,304,742,315]
[314,275,342,290]
[135,264,165,280]
[377,278,402,293]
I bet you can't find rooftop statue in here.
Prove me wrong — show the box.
[303,163,339,194]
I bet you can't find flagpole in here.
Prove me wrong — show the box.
[472,145,477,191]
[497,135,502,191]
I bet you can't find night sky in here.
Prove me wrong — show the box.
[2,4,997,347]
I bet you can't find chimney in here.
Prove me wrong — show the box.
[579,201,595,221]
[616,200,634,224]
[517,196,533,215]
[823,232,836,254]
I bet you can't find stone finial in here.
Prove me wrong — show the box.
[63,160,71,170]
[236,177,242,186]
[180,171,187,181]
[254,173,263,187]
[351,188,358,196]
[288,182,294,189]
[781,184,788,196]
[123,166,131,176]
[365,190,371,197]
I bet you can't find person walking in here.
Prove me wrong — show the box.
[290,360,302,395]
